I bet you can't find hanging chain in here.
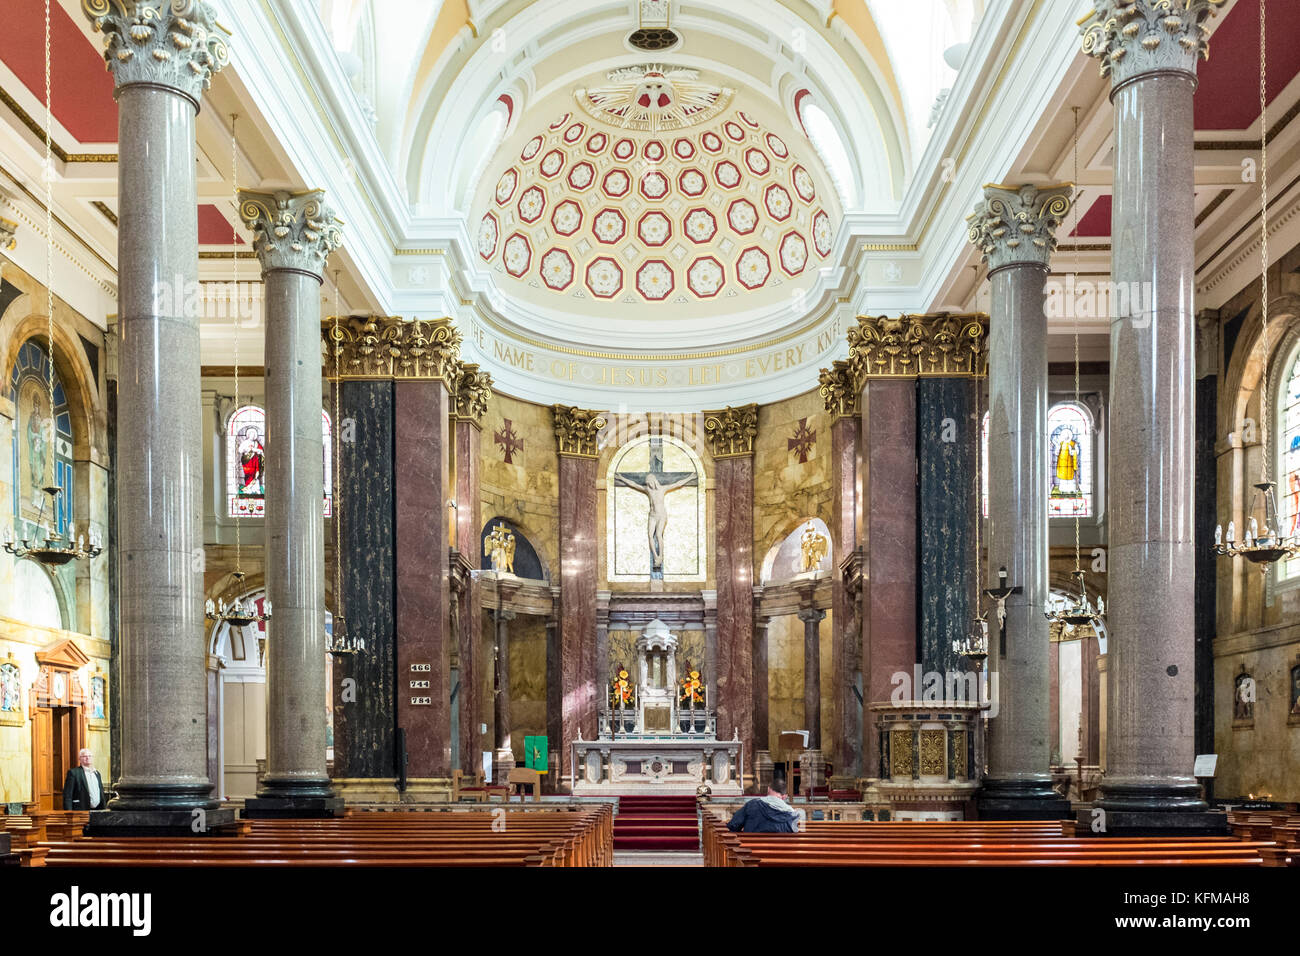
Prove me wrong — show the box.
[332,270,344,639]
[42,0,54,468]
[229,114,246,573]
[1072,105,1083,575]
[1257,0,1271,487]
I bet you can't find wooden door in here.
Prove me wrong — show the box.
[32,707,52,810]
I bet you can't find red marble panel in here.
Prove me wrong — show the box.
[715,455,754,781]
[395,381,451,777]
[830,415,861,778]
[862,380,917,776]
[455,418,483,772]
[559,455,599,777]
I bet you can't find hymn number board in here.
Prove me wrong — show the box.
[410,663,431,705]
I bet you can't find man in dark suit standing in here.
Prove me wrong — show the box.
[62,748,107,811]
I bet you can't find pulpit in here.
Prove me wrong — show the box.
[571,618,741,794]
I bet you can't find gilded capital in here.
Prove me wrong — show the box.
[553,405,607,458]
[818,360,859,418]
[82,0,230,105]
[1080,0,1226,89]
[323,315,461,381]
[453,363,493,424]
[702,404,758,459]
[239,189,343,279]
[967,183,1072,274]
[847,313,987,379]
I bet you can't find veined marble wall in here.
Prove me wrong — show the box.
[754,390,832,554]
[508,616,547,765]
[481,394,559,577]
[765,611,834,759]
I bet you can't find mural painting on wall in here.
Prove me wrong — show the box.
[90,673,106,722]
[495,419,523,463]
[0,658,21,713]
[787,417,816,463]
[10,340,73,535]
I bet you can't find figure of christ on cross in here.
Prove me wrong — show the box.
[614,438,699,580]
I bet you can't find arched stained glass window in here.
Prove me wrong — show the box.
[1048,402,1093,518]
[227,405,335,518]
[9,339,73,536]
[227,405,267,517]
[1276,344,1300,581]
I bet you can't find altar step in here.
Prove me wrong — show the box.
[613,796,699,852]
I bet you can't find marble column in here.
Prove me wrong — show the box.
[238,190,343,816]
[492,608,516,781]
[968,182,1073,819]
[84,1,232,831]
[702,591,719,719]
[859,379,917,780]
[453,365,492,774]
[821,361,863,782]
[752,615,770,753]
[393,365,457,781]
[704,405,758,785]
[1081,0,1223,825]
[554,406,605,780]
[798,604,826,749]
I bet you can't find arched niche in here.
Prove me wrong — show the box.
[480,516,547,580]
[760,516,832,583]
[605,434,706,583]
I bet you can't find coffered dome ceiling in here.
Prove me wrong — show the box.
[473,67,839,320]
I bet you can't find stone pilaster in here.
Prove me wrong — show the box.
[821,361,863,782]
[967,182,1073,820]
[703,405,757,785]
[554,405,606,780]
[1080,0,1227,832]
[239,190,343,817]
[82,0,233,833]
[452,364,491,773]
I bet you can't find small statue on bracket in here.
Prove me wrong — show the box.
[486,522,516,575]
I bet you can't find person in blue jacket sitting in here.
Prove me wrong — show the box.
[726,771,804,833]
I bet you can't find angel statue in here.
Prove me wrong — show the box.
[797,523,829,573]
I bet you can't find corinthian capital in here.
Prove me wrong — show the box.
[238,189,343,279]
[702,404,758,459]
[324,315,461,381]
[967,183,1072,274]
[453,363,493,424]
[818,360,859,418]
[553,405,607,458]
[1080,0,1226,89]
[83,0,230,106]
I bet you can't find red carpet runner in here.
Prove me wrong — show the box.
[612,795,700,852]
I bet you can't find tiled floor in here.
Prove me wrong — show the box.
[613,850,703,866]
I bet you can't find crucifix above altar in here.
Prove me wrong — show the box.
[608,435,706,583]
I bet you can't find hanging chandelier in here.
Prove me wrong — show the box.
[6,3,104,570]
[4,486,103,565]
[207,115,268,633]
[1213,1,1293,572]
[1214,482,1300,567]
[1046,105,1103,634]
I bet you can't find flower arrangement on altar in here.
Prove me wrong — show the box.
[611,664,635,708]
[678,665,705,706]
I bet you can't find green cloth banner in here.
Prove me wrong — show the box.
[524,735,548,773]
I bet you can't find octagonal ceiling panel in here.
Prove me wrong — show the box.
[473,66,838,316]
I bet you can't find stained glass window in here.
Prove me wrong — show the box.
[227,405,267,517]
[1048,402,1093,517]
[8,339,73,537]
[226,406,334,518]
[1276,345,1300,581]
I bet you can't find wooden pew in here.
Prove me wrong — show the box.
[700,815,1281,868]
[38,806,614,868]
